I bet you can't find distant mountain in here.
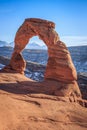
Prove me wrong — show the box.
[0,41,8,47]
[8,42,15,47]
[0,45,87,72]
[25,42,47,50]
[8,41,47,50]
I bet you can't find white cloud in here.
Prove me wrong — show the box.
[30,36,87,47]
[60,36,87,47]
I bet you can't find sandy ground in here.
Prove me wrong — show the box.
[0,72,87,130]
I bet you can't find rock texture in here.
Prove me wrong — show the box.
[0,73,87,130]
[0,18,87,130]
[2,18,81,98]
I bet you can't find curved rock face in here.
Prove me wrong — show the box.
[2,18,81,97]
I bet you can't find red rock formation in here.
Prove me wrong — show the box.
[2,18,81,98]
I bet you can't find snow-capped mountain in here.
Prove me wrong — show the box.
[0,40,47,50]
[8,42,15,47]
[0,41,8,47]
[0,63,5,69]
[8,41,47,50]
[25,42,47,50]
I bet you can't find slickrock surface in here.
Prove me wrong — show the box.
[0,72,87,130]
[2,18,81,98]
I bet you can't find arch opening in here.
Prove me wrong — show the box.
[22,36,48,81]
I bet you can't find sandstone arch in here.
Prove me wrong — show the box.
[3,18,81,98]
[11,18,77,82]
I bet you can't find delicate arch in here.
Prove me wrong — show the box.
[14,18,59,52]
[2,18,81,98]
[8,18,77,82]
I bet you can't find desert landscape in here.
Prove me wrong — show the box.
[0,18,87,130]
[0,0,87,129]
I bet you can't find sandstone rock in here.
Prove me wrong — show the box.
[2,18,81,98]
[2,52,26,74]
[0,72,87,130]
[45,41,77,82]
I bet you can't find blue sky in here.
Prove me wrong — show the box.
[0,0,87,46]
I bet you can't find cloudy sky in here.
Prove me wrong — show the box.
[0,0,87,46]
